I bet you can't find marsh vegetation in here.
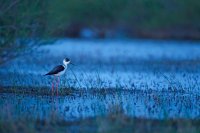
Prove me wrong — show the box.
[0,39,200,132]
[1,0,200,132]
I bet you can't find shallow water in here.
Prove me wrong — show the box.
[1,92,199,120]
[0,39,200,120]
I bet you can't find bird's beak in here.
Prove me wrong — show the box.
[71,63,75,66]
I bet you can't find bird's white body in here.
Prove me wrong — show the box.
[45,58,70,76]
[46,58,71,95]
[54,65,67,76]
[54,59,70,76]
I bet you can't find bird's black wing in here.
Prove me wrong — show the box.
[45,65,65,75]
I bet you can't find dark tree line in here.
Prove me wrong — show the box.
[0,0,47,64]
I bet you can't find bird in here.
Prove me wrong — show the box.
[45,58,71,95]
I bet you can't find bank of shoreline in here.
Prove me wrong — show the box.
[0,115,200,133]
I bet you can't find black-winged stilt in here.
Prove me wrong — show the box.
[45,58,71,95]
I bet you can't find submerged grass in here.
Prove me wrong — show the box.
[1,85,195,97]
[0,86,75,96]
[0,85,199,133]
[0,112,200,133]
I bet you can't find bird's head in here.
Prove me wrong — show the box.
[63,58,70,66]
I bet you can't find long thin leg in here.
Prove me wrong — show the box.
[52,76,55,96]
[56,76,59,96]
[52,78,54,94]
[58,76,60,92]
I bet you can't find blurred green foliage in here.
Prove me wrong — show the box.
[1,0,200,63]
[47,0,200,34]
[1,0,200,38]
[0,0,47,63]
